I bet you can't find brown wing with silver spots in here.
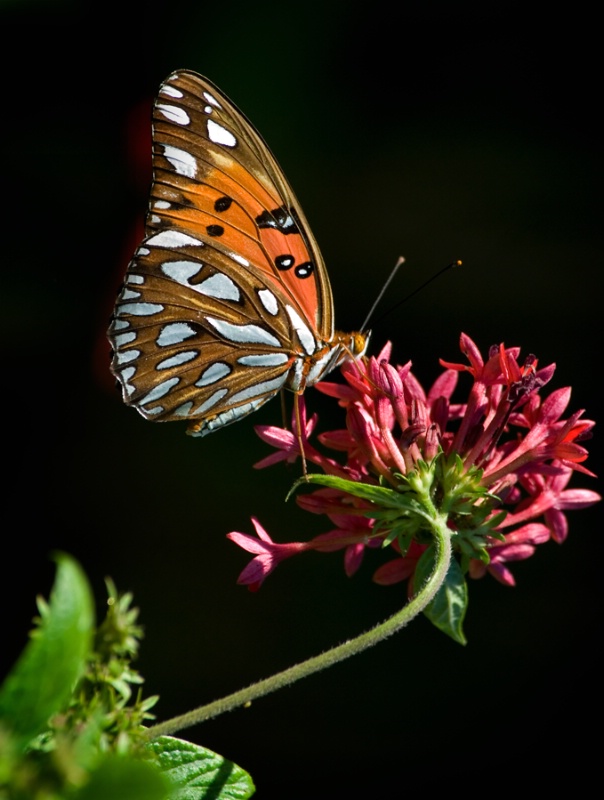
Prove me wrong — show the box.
[108,70,347,434]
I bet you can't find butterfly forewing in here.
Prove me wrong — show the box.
[149,70,334,338]
[109,70,361,436]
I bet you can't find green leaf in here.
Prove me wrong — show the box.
[415,547,468,645]
[146,735,255,800]
[291,473,413,511]
[75,754,170,800]
[0,552,94,744]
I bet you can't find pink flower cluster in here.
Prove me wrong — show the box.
[228,334,599,591]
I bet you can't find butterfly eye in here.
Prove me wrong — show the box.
[352,331,370,357]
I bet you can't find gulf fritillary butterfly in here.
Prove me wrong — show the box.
[108,70,368,438]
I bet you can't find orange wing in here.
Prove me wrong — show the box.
[149,70,333,338]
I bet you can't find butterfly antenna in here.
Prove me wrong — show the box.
[360,256,406,331]
[371,259,462,327]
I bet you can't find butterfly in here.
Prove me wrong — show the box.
[108,70,368,440]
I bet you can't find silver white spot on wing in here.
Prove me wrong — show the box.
[226,375,288,406]
[237,353,289,367]
[173,401,194,416]
[161,260,203,283]
[162,144,197,178]
[192,397,268,437]
[206,317,281,347]
[157,322,197,347]
[115,349,140,365]
[197,273,240,301]
[126,274,144,284]
[204,106,213,114]
[111,319,130,331]
[195,362,231,386]
[150,215,161,225]
[207,119,237,147]
[114,331,137,347]
[117,302,164,316]
[137,247,150,256]
[286,305,316,355]
[232,253,250,267]
[158,188,181,202]
[258,288,279,316]
[140,377,180,405]
[194,387,228,413]
[160,84,183,98]
[120,366,136,396]
[157,103,190,126]
[154,200,171,210]
[203,90,221,108]
[146,230,203,248]
[121,288,141,300]
[156,351,199,370]
[144,405,164,416]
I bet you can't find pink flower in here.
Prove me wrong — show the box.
[228,334,600,595]
[226,518,310,591]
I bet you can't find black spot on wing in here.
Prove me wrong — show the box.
[214,196,232,212]
[294,262,314,279]
[275,254,295,270]
[256,206,300,234]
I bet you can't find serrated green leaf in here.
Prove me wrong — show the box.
[0,553,94,744]
[146,735,255,800]
[415,547,468,645]
[74,754,169,800]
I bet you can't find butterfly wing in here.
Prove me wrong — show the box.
[108,70,335,433]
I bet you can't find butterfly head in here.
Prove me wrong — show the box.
[352,330,370,359]
[335,330,370,363]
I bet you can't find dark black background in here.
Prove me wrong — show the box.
[2,2,602,796]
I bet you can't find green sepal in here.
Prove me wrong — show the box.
[290,473,405,508]
[146,735,255,799]
[415,546,468,645]
[0,552,94,746]
[290,473,433,523]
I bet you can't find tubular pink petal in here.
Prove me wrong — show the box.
[373,557,417,586]
[538,386,572,424]
[427,369,458,405]
[555,488,602,509]
[487,562,517,586]
[545,507,569,544]
[459,332,484,372]
[226,532,272,555]
[344,542,366,576]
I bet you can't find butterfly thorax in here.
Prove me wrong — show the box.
[285,330,368,393]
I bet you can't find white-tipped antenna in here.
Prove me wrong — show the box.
[360,256,406,332]
[364,258,462,329]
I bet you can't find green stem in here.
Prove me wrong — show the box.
[146,516,451,739]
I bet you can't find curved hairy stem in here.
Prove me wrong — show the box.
[147,516,451,738]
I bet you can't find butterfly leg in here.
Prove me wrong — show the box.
[293,393,309,478]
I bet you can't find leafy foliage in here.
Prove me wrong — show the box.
[0,555,254,800]
[147,737,255,800]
